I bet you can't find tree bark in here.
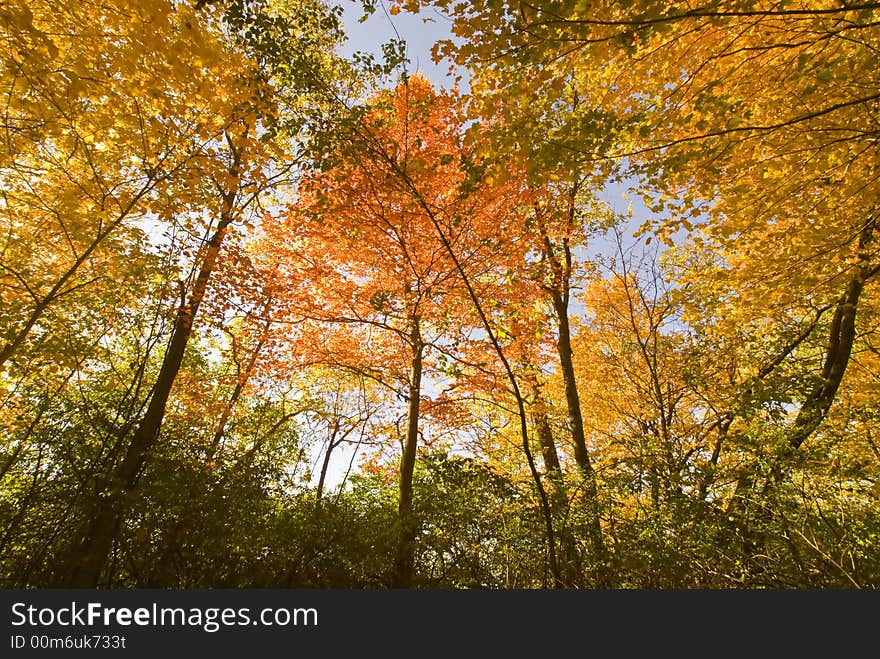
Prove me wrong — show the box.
[538,187,609,585]
[786,221,876,451]
[392,317,423,588]
[551,287,611,587]
[57,148,242,587]
[378,135,561,587]
[725,218,877,574]
[208,300,273,459]
[530,383,567,510]
[530,380,588,587]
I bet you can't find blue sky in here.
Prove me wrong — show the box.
[335,1,654,232]
[336,0,463,88]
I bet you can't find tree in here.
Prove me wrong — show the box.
[259,74,550,586]
[3,0,877,591]
[47,0,345,587]
[0,0,259,372]
[414,0,880,517]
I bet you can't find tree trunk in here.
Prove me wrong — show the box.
[208,302,273,459]
[389,151,561,588]
[58,181,240,587]
[725,218,877,576]
[534,183,609,587]
[786,223,875,451]
[530,386,567,510]
[530,381,587,587]
[551,287,610,587]
[392,317,423,588]
[316,419,343,507]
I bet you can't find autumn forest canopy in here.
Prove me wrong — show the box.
[1,0,879,589]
